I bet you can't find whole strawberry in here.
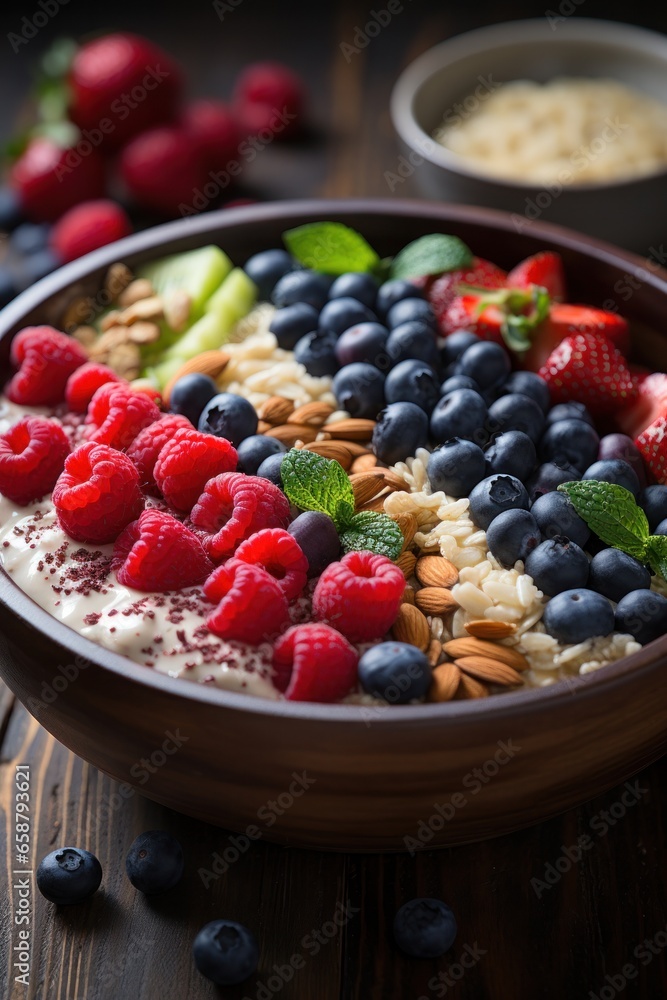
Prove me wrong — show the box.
[182,100,241,171]
[538,331,637,416]
[119,126,211,216]
[51,200,132,263]
[233,62,305,139]
[68,33,183,149]
[9,137,106,224]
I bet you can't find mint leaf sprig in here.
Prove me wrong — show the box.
[280,448,403,560]
[557,480,667,579]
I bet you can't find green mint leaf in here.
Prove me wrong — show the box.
[646,534,667,582]
[281,448,355,529]
[390,234,473,281]
[283,222,380,275]
[557,481,649,560]
[339,511,403,560]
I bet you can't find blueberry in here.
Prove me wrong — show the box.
[193,919,259,986]
[656,519,667,536]
[198,392,258,446]
[376,279,423,319]
[539,418,600,473]
[430,388,487,445]
[589,548,652,603]
[503,371,551,412]
[468,474,530,530]
[358,642,431,703]
[335,321,389,367]
[393,898,457,958]
[614,590,667,644]
[36,847,102,905]
[332,362,385,419]
[526,462,581,503]
[288,511,341,577]
[386,321,440,368]
[15,248,61,289]
[530,491,590,548]
[484,430,537,482]
[293,331,339,377]
[427,439,486,497]
[440,330,480,366]
[486,508,541,568]
[582,458,640,498]
[524,537,589,596]
[169,373,218,426]
[236,435,286,476]
[269,302,319,349]
[440,374,480,396]
[243,249,294,300]
[387,297,437,332]
[639,485,667,532]
[125,830,184,895]
[11,221,50,256]
[457,341,511,389]
[545,401,594,427]
[0,266,17,309]
[256,452,285,486]
[384,359,440,413]
[271,269,332,309]
[372,402,429,465]
[328,271,378,308]
[319,296,376,335]
[0,185,23,231]
[598,434,646,489]
[543,589,615,644]
[487,393,545,444]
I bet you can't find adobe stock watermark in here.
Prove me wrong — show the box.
[588,923,667,1000]
[403,739,521,854]
[530,779,647,898]
[546,0,586,31]
[340,0,406,63]
[213,0,244,21]
[418,941,487,999]
[8,0,70,53]
[598,242,667,315]
[25,654,90,715]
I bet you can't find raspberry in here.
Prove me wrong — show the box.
[204,561,289,644]
[312,550,405,642]
[53,442,144,543]
[112,509,213,592]
[7,326,88,406]
[50,199,132,264]
[189,472,290,562]
[233,62,304,139]
[0,417,70,505]
[272,624,358,702]
[65,362,124,414]
[153,428,238,512]
[234,528,308,601]
[86,383,161,450]
[126,414,192,494]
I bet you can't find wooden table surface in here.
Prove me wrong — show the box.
[1,2,667,997]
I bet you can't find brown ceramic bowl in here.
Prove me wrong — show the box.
[0,199,665,852]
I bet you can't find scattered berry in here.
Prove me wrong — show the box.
[86,383,161,450]
[36,847,103,905]
[358,642,431,703]
[269,302,319,349]
[233,61,305,139]
[386,321,440,368]
[538,332,636,416]
[328,272,378,308]
[484,430,536,482]
[120,126,211,216]
[335,321,389,368]
[190,472,290,561]
[198,392,258,447]
[524,537,589,597]
[503,370,551,412]
[0,184,23,231]
[639,485,667,532]
[372,401,429,465]
[487,393,545,444]
[234,528,308,600]
[11,221,50,255]
[539,418,600,473]
[526,461,581,503]
[614,590,667,644]
[589,548,652,603]
[7,326,87,406]
[287,510,341,578]
[439,330,480,366]
[427,438,486,498]
[65,362,123,413]
[112,510,213,591]
[125,830,184,894]
[468,474,530,530]
[154,428,238,512]
[597,434,646,489]
[53,442,144,544]
[293,331,339,377]
[543,588,615,643]
[582,458,640,498]
[168,373,219,427]
[457,340,511,389]
[486,508,541,568]
[384,359,440,413]
[50,200,132,263]
[386,297,437,333]
[430,388,487,445]
[530,491,590,548]
[236,434,286,476]
[272,623,358,702]
[271,270,332,310]
[204,561,289,643]
[256,451,286,486]
[193,919,259,987]
[376,279,424,319]
[126,414,192,493]
[319,297,376,335]
[635,414,667,485]
[332,362,386,419]
[0,417,69,505]
[312,550,405,642]
[393,898,457,958]
[9,137,105,223]
[243,248,294,299]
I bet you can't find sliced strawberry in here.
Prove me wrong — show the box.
[538,332,637,417]
[425,256,507,331]
[506,252,566,301]
[521,302,630,372]
[635,415,667,484]
[617,372,667,438]
[440,294,505,342]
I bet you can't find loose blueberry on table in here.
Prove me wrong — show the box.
[2,225,667,706]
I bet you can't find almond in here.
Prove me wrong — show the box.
[454,673,489,699]
[162,351,230,407]
[258,396,294,425]
[325,418,376,441]
[415,555,459,589]
[257,420,272,434]
[428,662,461,702]
[288,401,335,427]
[464,620,517,640]
[391,603,430,650]
[454,656,524,688]
[342,440,376,458]
[349,470,387,507]
[382,468,409,492]
[415,587,459,616]
[302,441,353,469]
[350,453,377,474]
[395,551,417,579]
[356,494,390,513]
[392,512,418,552]
[402,586,416,606]
[427,639,443,667]
[118,278,154,307]
[442,637,529,672]
[117,295,164,324]
[265,423,318,445]
[104,262,133,299]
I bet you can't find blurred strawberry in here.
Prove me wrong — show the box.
[427,257,507,330]
[119,126,210,216]
[506,251,566,300]
[68,33,183,150]
[9,136,106,223]
[50,199,132,262]
[181,100,240,170]
[233,62,305,139]
[617,372,667,438]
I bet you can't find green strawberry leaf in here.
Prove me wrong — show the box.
[283,222,380,276]
[557,481,649,560]
[339,511,404,560]
[646,534,667,581]
[389,234,473,281]
[281,448,355,529]
[459,284,551,353]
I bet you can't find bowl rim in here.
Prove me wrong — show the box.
[1,195,667,727]
[390,16,667,193]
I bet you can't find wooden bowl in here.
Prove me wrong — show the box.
[0,199,665,851]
